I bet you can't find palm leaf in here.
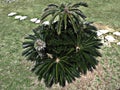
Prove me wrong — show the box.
[24,35,36,40]
[82,52,96,66]
[57,14,63,35]
[49,11,60,28]
[22,47,34,56]
[63,13,67,29]
[68,14,78,34]
[55,64,59,82]
[48,4,58,8]
[72,2,88,8]
[41,9,58,21]
[23,41,34,48]
[74,10,87,19]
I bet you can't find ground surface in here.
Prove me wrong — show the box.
[0,0,120,90]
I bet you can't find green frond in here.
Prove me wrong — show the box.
[64,13,67,29]
[55,64,59,82]
[22,47,34,56]
[43,4,59,12]
[23,43,34,48]
[82,52,96,66]
[70,12,81,26]
[24,35,36,40]
[41,9,59,21]
[73,53,88,74]
[68,14,78,34]
[49,11,60,28]
[60,3,66,11]
[57,14,63,35]
[67,3,72,6]
[26,51,38,61]
[48,4,59,8]
[33,29,41,38]
[74,10,87,19]
[72,2,88,8]
[23,41,34,48]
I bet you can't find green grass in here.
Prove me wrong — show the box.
[0,0,120,90]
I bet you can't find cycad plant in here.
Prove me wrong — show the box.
[22,2,102,87]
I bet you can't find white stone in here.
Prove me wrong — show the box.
[20,16,27,20]
[99,30,109,34]
[105,35,115,42]
[97,31,103,36]
[53,20,57,23]
[8,12,17,16]
[113,31,120,36]
[117,42,120,45]
[97,30,109,36]
[100,36,105,43]
[30,18,38,22]
[35,19,40,24]
[42,21,49,25]
[15,15,22,19]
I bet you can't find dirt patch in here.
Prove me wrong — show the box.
[92,22,114,32]
[44,63,104,90]
[59,63,104,90]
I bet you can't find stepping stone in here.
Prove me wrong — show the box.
[42,21,49,25]
[35,19,40,24]
[15,15,22,19]
[20,16,27,20]
[105,35,116,42]
[113,31,120,36]
[53,20,57,23]
[30,18,38,22]
[97,30,109,36]
[117,42,120,45]
[8,12,17,16]
[97,31,103,36]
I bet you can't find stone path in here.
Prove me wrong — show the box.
[8,12,120,46]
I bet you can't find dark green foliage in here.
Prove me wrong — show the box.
[22,2,102,87]
[41,2,88,35]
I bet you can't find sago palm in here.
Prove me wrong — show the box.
[22,2,102,87]
[41,2,88,35]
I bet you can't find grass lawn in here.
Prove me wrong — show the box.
[0,0,120,90]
